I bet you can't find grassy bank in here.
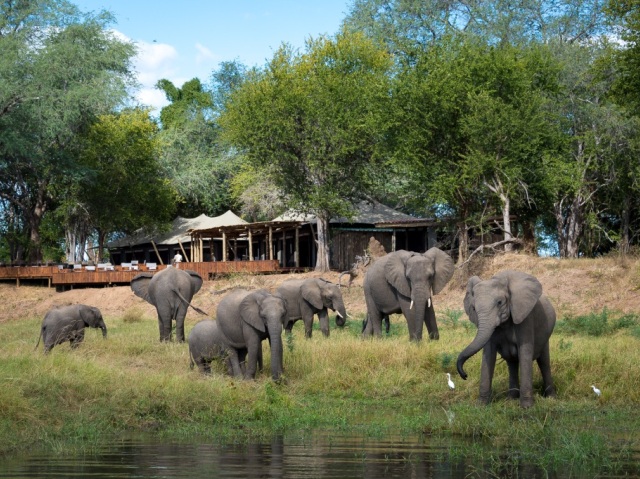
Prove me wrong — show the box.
[1,304,639,474]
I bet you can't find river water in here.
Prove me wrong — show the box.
[0,432,636,478]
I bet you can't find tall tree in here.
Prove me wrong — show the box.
[74,109,176,262]
[220,30,393,271]
[0,0,136,262]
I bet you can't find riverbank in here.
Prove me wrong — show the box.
[1,253,639,475]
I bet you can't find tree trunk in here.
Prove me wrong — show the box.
[620,196,630,255]
[457,220,469,265]
[521,220,538,255]
[27,189,48,264]
[315,213,331,272]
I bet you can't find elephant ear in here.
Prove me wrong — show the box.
[463,276,482,326]
[384,250,414,298]
[423,247,455,295]
[79,306,98,327]
[301,279,324,310]
[184,270,203,296]
[131,273,154,303]
[496,270,543,324]
[239,290,268,333]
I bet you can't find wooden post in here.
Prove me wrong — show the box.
[268,226,273,260]
[222,232,227,261]
[295,227,300,267]
[178,239,189,262]
[151,241,163,264]
[248,228,253,261]
[392,230,397,252]
[233,239,237,261]
[282,230,286,266]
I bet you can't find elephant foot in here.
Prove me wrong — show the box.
[543,386,556,398]
[520,397,534,408]
[507,388,520,399]
[429,331,440,340]
[477,396,491,406]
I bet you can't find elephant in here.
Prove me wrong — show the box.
[216,289,287,381]
[131,266,205,342]
[276,278,347,338]
[35,304,106,353]
[363,248,454,341]
[188,319,264,376]
[456,270,557,408]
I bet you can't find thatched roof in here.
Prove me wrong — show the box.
[108,211,247,248]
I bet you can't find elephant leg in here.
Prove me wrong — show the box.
[227,348,244,378]
[363,295,384,338]
[479,343,497,405]
[197,358,211,375]
[303,314,315,339]
[537,344,556,398]
[174,304,188,343]
[506,359,520,399]
[157,307,172,342]
[317,309,330,338]
[70,329,85,349]
[424,304,439,340]
[518,343,536,408]
[383,315,390,334]
[244,336,262,379]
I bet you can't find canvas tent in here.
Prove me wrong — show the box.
[107,211,247,265]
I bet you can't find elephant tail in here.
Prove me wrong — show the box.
[189,351,195,370]
[34,326,44,351]
[174,288,207,316]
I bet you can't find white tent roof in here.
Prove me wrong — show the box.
[108,211,247,248]
[272,201,418,225]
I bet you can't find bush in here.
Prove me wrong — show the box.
[556,308,639,337]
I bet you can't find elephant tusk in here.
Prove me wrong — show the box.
[428,297,431,308]
[336,311,344,319]
[410,300,414,310]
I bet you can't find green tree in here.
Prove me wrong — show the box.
[220,30,393,271]
[75,109,176,262]
[155,78,213,128]
[0,0,136,262]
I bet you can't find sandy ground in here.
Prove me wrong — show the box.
[1,253,639,324]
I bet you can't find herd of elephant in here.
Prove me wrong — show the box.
[35,247,558,408]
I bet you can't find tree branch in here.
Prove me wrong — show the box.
[456,238,524,268]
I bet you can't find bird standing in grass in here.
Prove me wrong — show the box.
[591,385,601,397]
[447,373,455,390]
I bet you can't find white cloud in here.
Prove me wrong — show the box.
[195,42,218,65]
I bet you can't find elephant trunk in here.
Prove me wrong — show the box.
[456,322,494,380]
[100,320,108,339]
[334,300,347,328]
[269,329,284,381]
[410,285,428,341]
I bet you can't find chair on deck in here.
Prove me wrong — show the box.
[121,262,132,270]
[146,262,157,271]
[73,264,83,272]
[85,265,96,271]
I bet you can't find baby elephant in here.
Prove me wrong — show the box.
[188,319,232,375]
[35,304,107,353]
[188,319,263,376]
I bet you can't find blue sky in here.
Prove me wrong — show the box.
[73,1,352,111]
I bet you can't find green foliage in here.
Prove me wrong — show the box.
[0,0,136,262]
[156,78,213,129]
[220,29,393,269]
[556,308,640,336]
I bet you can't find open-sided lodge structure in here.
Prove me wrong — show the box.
[187,201,440,272]
[107,211,247,266]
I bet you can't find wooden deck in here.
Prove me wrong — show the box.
[0,260,281,288]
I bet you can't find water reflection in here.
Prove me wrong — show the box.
[0,432,635,478]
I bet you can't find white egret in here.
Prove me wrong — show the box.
[591,385,601,397]
[447,373,455,390]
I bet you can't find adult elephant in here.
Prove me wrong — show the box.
[456,270,557,408]
[131,266,205,342]
[216,289,287,381]
[276,278,347,338]
[35,304,106,353]
[363,248,454,341]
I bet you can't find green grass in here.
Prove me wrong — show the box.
[1,309,638,475]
